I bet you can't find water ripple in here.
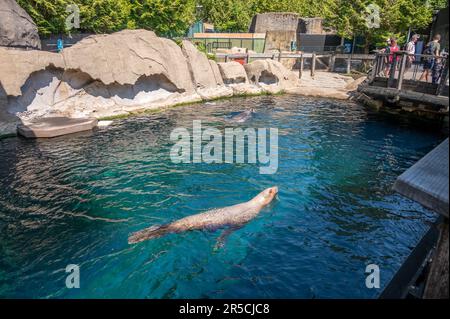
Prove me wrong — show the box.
[0,95,443,298]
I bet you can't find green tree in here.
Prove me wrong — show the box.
[131,0,196,36]
[197,0,254,32]
[17,0,70,36]
[329,0,448,52]
[17,0,450,41]
[79,0,135,33]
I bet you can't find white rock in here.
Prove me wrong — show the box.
[97,120,113,127]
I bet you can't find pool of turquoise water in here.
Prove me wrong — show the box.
[0,95,443,298]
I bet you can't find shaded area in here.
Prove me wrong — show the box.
[7,66,182,116]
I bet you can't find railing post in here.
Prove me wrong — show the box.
[299,53,304,79]
[329,52,336,72]
[347,57,351,73]
[377,54,384,77]
[369,54,379,82]
[396,52,408,90]
[278,51,282,62]
[311,52,316,77]
[437,57,449,96]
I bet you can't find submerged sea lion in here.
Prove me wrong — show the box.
[229,108,255,123]
[128,186,278,245]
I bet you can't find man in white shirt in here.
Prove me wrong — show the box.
[405,34,419,69]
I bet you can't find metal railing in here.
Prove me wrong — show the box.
[370,51,449,96]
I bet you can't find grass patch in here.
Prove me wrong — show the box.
[98,113,132,121]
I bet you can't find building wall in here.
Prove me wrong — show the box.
[249,12,331,53]
[191,33,266,53]
[264,31,297,52]
[249,13,299,33]
[298,18,324,34]
[432,7,449,51]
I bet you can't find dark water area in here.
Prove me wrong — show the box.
[0,95,444,298]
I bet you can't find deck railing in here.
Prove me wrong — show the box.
[215,52,376,78]
[370,51,449,96]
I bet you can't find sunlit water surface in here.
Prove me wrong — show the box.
[0,95,443,298]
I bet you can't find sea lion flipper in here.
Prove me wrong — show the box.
[128,224,170,244]
[214,225,243,250]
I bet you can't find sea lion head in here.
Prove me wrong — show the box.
[255,186,278,206]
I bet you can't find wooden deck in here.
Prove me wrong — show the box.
[393,138,449,218]
[393,138,449,299]
[360,52,449,116]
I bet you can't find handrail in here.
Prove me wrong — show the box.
[370,51,449,96]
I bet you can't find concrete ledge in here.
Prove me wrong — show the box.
[17,117,98,138]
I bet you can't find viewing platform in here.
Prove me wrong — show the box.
[382,139,449,298]
[357,51,449,122]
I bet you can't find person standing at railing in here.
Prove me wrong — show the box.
[384,38,400,76]
[419,34,441,83]
[405,34,420,70]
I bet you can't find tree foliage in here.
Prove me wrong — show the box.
[17,0,195,37]
[17,0,449,42]
[131,0,196,36]
[17,0,70,36]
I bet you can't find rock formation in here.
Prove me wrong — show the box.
[0,0,41,49]
[181,40,222,89]
[0,29,305,136]
[1,30,204,121]
[217,61,249,85]
[285,71,359,100]
[217,61,262,95]
[181,39,232,100]
[245,60,301,93]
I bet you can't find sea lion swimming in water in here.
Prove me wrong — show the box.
[128,186,278,245]
[228,108,255,123]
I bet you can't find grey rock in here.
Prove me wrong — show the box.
[0,0,41,49]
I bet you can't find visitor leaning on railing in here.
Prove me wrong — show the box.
[419,34,442,83]
[371,51,448,83]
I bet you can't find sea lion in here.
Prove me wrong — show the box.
[128,186,278,244]
[228,108,255,123]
